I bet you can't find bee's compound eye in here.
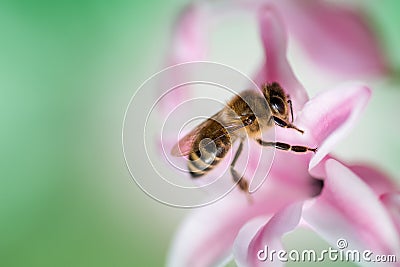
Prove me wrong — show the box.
[271,97,285,115]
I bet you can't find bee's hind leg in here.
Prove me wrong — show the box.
[230,141,251,198]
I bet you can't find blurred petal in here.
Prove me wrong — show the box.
[255,6,308,112]
[159,3,209,113]
[294,82,371,169]
[233,202,303,267]
[283,0,389,77]
[168,2,209,64]
[303,159,400,256]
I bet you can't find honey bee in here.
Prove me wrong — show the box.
[171,82,316,193]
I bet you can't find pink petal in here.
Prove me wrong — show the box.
[381,192,400,234]
[283,0,389,77]
[167,168,315,267]
[303,159,400,257]
[294,82,371,169]
[168,2,209,65]
[255,6,308,113]
[233,202,303,267]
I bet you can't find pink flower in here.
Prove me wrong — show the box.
[166,6,400,267]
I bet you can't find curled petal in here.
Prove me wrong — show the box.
[303,159,400,257]
[349,164,398,196]
[381,192,400,234]
[295,82,371,169]
[166,196,248,267]
[283,0,389,77]
[233,202,303,267]
[309,156,398,196]
[255,6,308,112]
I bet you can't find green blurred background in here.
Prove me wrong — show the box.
[1,0,399,266]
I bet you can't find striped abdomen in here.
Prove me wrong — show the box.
[187,129,231,178]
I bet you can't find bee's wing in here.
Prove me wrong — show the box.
[171,109,246,157]
[170,120,210,157]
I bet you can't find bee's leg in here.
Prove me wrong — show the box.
[257,139,317,153]
[272,116,304,134]
[287,99,294,123]
[230,141,249,193]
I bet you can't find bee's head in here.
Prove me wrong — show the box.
[262,82,289,120]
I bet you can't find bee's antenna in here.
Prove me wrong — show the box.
[289,124,304,134]
[287,99,294,123]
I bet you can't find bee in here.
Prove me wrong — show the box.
[171,82,316,193]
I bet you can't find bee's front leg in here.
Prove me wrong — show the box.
[272,116,304,134]
[256,139,317,153]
